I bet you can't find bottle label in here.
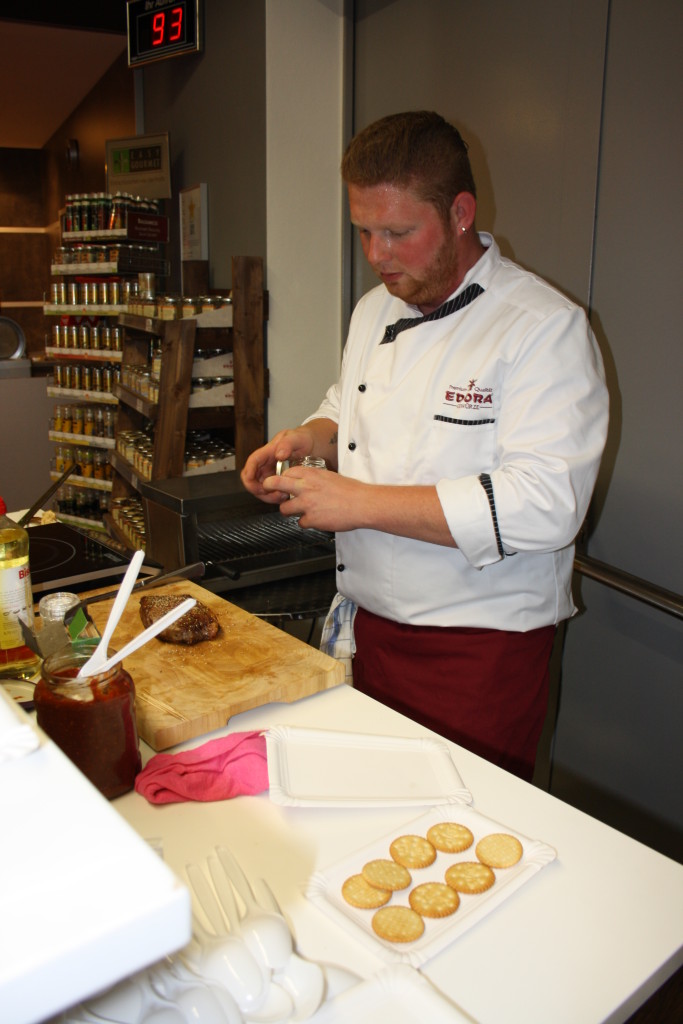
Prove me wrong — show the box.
[0,562,34,649]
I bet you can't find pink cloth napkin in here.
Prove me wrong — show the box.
[134,730,269,804]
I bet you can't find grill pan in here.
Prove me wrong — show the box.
[196,509,336,588]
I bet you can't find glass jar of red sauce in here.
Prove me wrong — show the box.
[34,642,141,799]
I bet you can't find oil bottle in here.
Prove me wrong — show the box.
[0,497,40,679]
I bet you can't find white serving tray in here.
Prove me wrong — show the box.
[306,804,557,967]
[266,726,472,807]
[310,964,475,1023]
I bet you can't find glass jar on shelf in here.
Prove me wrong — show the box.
[78,448,93,479]
[158,295,181,320]
[104,408,116,440]
[93,450,108,481]
[84,407,96,437]
[71,406,84,435]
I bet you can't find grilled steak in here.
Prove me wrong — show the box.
[139,593,220,645]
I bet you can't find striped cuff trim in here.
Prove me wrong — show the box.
[478,472,505,559]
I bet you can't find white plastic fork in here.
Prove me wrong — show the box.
[183,862,293,1022]
[215,847,293,971]
[77,549,145,677]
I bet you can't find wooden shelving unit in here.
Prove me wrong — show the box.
[107,255,267,552]
[44,199,169,531]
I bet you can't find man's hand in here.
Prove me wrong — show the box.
[241,420,339,503]
[261,463,359,530]
[240,427,316,502]
[261,468,457,547]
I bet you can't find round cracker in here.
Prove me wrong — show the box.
[390,834,436,869]
[445,861,495,894]
[371,905,425,943]
[409,882,460,918]
[341,873,391,909]
[476,832,523,869]
[426,821,474,853]
[362,858,412,891]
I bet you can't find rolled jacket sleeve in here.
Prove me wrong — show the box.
[437,305,608,569]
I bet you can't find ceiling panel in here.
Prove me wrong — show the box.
[0,20,127,149]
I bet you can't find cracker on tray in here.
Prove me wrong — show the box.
[372,905,425,943]
[390,834,436,869]
[476,832,523,868]
[409,881,460,918]
[444,861,496,894]
[426,821,474,853]
[341,873,392,909]
[362,859,412,891]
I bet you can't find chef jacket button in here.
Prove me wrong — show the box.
[358,383,366,392]
[348,441,356,451]
[337,563,345,572]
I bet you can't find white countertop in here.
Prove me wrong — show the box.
[110,683,682,1024]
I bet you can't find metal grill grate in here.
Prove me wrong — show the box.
[197,511,335,563]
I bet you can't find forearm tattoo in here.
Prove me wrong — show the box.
[329,432,338,448]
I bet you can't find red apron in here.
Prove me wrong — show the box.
[352,607,556,781]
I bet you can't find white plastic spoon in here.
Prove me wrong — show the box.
[251,877,360,1009]
[273,953,325,1021]
[147,963,237,1024]
[216,847,293,971]
[81,598,196,678]
[163,957,245,1024]
[184,862,267,1014]
[182,915,276,1018]
[187,863,295,1021]
[82,968,186,1024]
[77,550,145,677]
[208,856,292,978]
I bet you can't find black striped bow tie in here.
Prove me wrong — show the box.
[381,282,484,344]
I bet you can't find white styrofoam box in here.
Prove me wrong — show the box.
[183,455,236,476]
[0,689,191,1024]
[191,351,233,377]
[193,306,232,328]
[188,380,234,407]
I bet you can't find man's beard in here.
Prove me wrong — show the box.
[378,224,459,311]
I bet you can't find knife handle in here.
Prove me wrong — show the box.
[83,561,206,608]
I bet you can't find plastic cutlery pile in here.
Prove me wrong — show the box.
[58,847,359,1024]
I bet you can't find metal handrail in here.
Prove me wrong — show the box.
[573,553,683,620]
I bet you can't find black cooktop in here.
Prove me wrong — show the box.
[28,523,136,596]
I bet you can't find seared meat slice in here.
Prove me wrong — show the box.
[139,593,220,645]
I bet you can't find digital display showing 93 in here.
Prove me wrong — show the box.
[127,0,201,67]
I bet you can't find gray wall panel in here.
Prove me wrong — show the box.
[351,0,682,854]
[141,0,266,292]
[352,0,608,305]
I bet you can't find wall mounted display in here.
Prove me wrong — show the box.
[127,0,202,68]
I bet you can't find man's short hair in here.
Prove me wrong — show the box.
[341,111,477,222]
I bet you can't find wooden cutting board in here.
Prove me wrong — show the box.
[88,581,344,750]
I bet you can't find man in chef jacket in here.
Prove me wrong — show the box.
[242,110,609,781]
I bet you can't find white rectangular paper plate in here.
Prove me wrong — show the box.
[306,804,557,967]
[311,964,475,1023]
[266,726,472,807]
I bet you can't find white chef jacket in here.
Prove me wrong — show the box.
[307,234,608,631]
